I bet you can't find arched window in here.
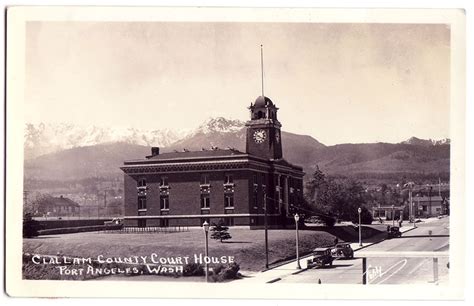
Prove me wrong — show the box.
[257,111,263,119]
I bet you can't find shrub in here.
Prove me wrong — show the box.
[183,263,204,276]
[210,262,240,282]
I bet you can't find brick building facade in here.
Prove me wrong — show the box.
[121,96,304,227]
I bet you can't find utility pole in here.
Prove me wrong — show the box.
[404,182,415,227]
[97,191,100,220]
[104,190,107,217]
[264,192,269,269]
[438,178,442,197]
[429,186,433,217]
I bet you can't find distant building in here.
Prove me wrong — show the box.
[411,195,448,217]
[371,195,449,220]
[37,195,80,217]
[372,204,404,221]
[121,95,305,228]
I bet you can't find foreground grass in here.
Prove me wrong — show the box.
[23,228,336,280]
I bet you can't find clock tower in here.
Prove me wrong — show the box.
[245,95,283,160]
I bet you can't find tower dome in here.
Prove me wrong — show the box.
[254,96,273,107]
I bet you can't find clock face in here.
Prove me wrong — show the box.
[253,129,266,143]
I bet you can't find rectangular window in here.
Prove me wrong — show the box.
[200,174,210,185]
[253,191,258,208]
[138,197,147,210]
[224,194,234,208]
[137,178,147,188]
[201,194,210,209]
[160,196,169,210]
[160,177,169,187]
[224,174,233,184]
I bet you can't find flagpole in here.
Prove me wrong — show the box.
[261,44,269,269]
[261,44,265,98]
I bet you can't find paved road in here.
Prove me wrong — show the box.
[279,217,449,285]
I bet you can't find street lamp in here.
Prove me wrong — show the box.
[392,204,395,227]
[358,207,362,246]
[203,221,210,282]
[294,213,301,269]
[412,202,417,228]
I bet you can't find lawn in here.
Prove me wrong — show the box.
[23,228,337,279]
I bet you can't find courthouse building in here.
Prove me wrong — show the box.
[121,96,305,227]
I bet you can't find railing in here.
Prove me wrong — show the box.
[102,226,190,234]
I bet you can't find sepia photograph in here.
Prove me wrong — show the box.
[4,6,466,300]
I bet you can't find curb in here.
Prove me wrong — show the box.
[260,225,420,283]
[266,277,281,283]
[353,225,419,252]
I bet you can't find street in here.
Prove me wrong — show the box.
[278,217,449,285]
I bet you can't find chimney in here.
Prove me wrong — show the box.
[151,147,160,156]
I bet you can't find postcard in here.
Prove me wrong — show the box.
[4,6,466,299]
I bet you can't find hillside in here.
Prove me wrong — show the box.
[303,143,450,179]
[24,140,450,183]
[24,142,151,180]
[23,118,450,183]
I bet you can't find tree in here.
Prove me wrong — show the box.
[210,220,232,243]
[305,168,370,222]
[350,206,373,225]
[24,192,54,217]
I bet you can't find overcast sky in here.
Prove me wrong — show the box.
[25,22,450,145]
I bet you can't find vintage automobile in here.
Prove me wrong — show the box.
[387,226,402,238]
[307,247,334,268]
[331,243,354,259]
[104,218,124,230]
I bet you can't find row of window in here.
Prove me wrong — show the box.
[138,194,235,211]
[138,174,299,190]
[137,174,234,188]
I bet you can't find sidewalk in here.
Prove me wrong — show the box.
[236,223,418,284]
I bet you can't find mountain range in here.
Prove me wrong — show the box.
[24,118,450,182]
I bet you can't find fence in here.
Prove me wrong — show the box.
[102,226,190,234]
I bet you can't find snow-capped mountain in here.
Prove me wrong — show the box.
[24,122,190,159]
[24,118,245,159]
[188,117,245,136]
[400,136,451,146]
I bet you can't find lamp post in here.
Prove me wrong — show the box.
[203,221,210,282]
[294,213,301,269]
[358,207,362,246]
[264,193,269,269]
[392,204,395,227]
